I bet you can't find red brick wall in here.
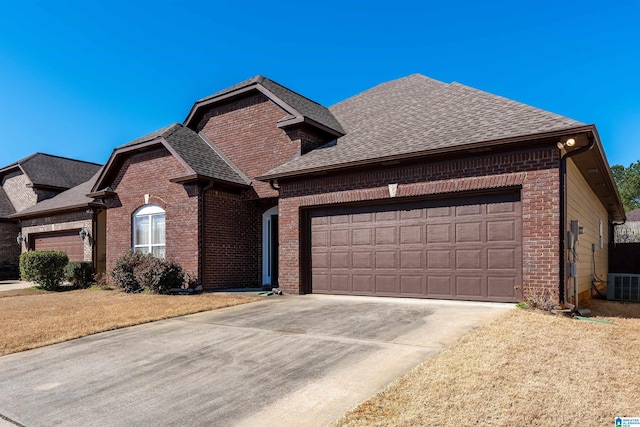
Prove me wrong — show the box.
[277,147,561,301]
[195,94,302,198]
[201,190,275,289]
[105,149,199,277]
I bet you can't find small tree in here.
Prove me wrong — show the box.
[20,250,69,291]
[612,161,640,212]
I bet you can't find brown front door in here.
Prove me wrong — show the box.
[33,231,85,262]
[309,192,522,302]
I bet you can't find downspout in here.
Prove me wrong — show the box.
[199,180,214,288]
[559,134,595,306]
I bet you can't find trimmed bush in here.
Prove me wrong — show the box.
[110,251,185,294]
[135,257,185,294]
[19,250,69,291]
[110,250,148,293]
[64,262,94,288]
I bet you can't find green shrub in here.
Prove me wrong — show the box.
[64,262,94,288]
[110,251,185,294]
[135,257,185,294]
[110,250,148,293]
[19,250,69,291]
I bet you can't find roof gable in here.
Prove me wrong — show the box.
[261,74,586,178]
[184,75,345,136]
[92,124,249,192]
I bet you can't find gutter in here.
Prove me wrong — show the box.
[559,134,595,306]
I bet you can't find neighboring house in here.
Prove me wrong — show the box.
[0,153,102,274]
[88,74,624,306]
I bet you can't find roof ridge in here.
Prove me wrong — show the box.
[261,77,327,109]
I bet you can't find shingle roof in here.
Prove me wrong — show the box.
[261,74,585,178]
[188,75,345,135]
[11,169,102,218]
[0,187,15,218]
[117,123,249,186]
[0,153,102,190]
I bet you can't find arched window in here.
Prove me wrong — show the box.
[133,205,165,258]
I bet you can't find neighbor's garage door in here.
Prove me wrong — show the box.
[33,231,84,262]
[310,192,522,302]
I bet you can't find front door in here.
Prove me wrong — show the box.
[262,206,279,286]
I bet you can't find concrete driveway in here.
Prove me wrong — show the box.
[0,294,512,427]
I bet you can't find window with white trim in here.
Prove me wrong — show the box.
[133,205,166,258]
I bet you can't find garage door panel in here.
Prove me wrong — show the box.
[312,274,329,292]
[311,251,329,268]
[456,276,483,297]
[312,230,328,247]
[428,206,452,218]
[487,220,516,242]
[400,276,423,294]
[375,227,396,244]
[456,204,482,216]
[427,224,451,243]
[331,275,350,292]
[352,228,372,245]
[400,250,423,269]
[310,192,521,302]
[330,229,349,246]
[487,201,518,214]
[375,251,397,269]
[488,276,516,298]
[428,276,452,295]
[375,275,397,293]
[456,249,482,269]
[330,252,349,268]
[352,252,373,268]
[427,250,451,269]
[353,275,374,293]
[487,248,516,270]
[456,222,482,242]
[400,225,422,243]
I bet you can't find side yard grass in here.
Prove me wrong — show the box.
[0,288,259,356]
[336,300,640,427]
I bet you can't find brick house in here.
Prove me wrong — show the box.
[88,74,623,305]
[0,153,102,277]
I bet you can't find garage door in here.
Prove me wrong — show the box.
[33,231,84,262]
[310,192,522,302]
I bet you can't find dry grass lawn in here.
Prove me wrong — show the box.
[336,300,640,427]
[0,288,259,356]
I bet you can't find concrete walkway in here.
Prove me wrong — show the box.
[0,294,513,426]
[0,280,33,292]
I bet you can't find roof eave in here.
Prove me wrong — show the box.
[258,125,595,181]
[9,202,92,219]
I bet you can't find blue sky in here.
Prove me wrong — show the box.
[0,1,638,169]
